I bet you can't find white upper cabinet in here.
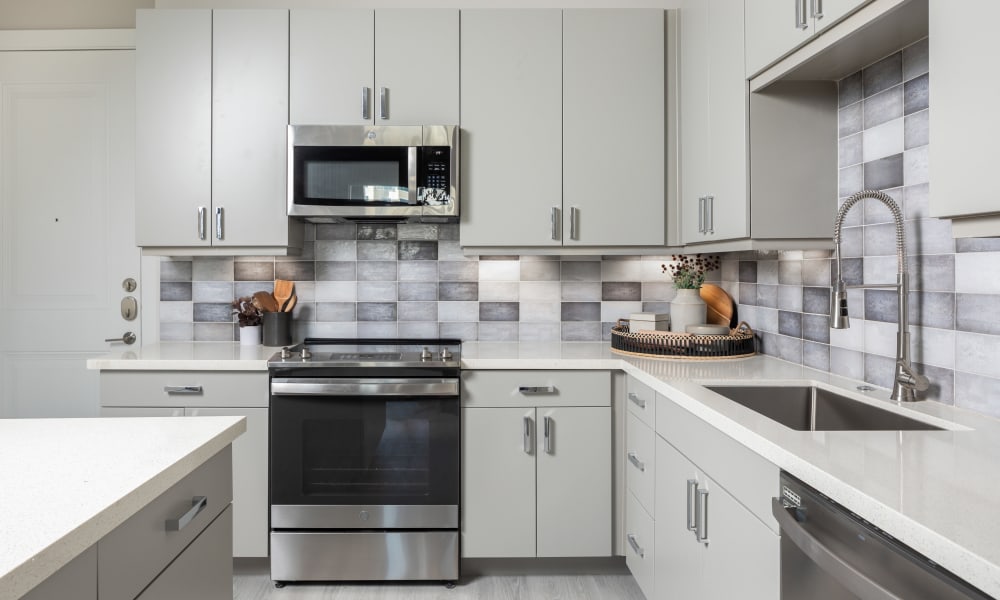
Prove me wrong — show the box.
[289,9,459,125]
[459,9,562,247]
[135,9,211,248]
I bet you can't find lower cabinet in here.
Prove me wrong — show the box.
[461,370,612,558]
[135,507,233,600]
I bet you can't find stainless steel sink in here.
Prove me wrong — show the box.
[705,385,943,431]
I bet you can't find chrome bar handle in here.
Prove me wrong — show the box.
[197,206,207,240]
[104,332,137,345]
[523,414,533,454]
[686,479,698,531]
[379,86,388,120]
[569,206,579,240]
[166,496,207,531]
[164,385,203,394]
[706,195,715,234]
[627,392,646,409]
[627,451,645,472]
[696,488,710,543]
[796,0,809,29]
[812,0,824,19]
[626,533,645,558]
[362,87,370,120]
[550,206,560,240]
[519,385,555,394]
[215,207,223,240]
[543,416,553,454]
[697,197,705,233]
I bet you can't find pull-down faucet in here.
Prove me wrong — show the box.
[831,189,929,402]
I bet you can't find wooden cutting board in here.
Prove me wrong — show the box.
[700,283,738,328]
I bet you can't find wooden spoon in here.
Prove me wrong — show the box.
[282,294,297,313]
[274,279,294,312]
[252,290,279,313]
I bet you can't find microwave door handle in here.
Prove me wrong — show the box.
[408,146,418,205]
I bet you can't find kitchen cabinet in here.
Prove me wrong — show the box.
[289,9,459,125]
[99,371,269,558]
[460,9,665,249]
[746,0,872,77]
[461,370,611,558]
[134,9,301,254]
[22,547,96,600]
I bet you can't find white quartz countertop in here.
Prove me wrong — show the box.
[0,416,246,600]
[88,341,1000,595]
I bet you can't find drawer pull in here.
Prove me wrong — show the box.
[518,385,555,394]
[626,533,645,558]
[164,385,203,394]
[627,451,646,472]
[686,479,698,532]
[166,496,207,532]
[627,392,646,409]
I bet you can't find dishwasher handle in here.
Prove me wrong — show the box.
[771,497,900,600]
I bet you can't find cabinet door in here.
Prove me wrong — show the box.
[678,0,712,245]
[536,406,611,557]
[134,9,211,247]
[813,0,872,34]
[375,9,459,125]
[654,436,705,599]
[22,546,96,600]
[136,507,233,600]
[212,9,290,248]
[187,407,268,558]
[563,10,665,247]
[700,472,780,600]
[289,9,374,125]
[744,0,813,77]
[459,9,562,248]
[462,407,536,558]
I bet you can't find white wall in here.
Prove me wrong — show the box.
[156,0,680,8]
[0,0,152,29]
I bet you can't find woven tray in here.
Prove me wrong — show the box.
[610,319,756,360]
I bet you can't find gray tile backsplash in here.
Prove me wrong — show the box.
[726,39,1000,417]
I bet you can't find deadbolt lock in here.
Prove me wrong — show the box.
[121,296,138,321]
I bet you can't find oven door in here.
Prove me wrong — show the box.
[270,377,459,529]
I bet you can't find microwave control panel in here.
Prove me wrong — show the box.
[419,147,451,191]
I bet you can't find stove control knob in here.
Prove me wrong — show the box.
[440,347,453,360]
[280,346,291,359]
[300,347,312,360]
[421,347,432,360]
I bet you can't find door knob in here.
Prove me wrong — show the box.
[105,332,136,345]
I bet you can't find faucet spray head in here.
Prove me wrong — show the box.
[830,280,849,329]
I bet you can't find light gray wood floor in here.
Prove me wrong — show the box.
[234,560,646,600]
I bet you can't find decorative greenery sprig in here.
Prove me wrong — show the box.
[232,296,263,327]
[661,254,721,290]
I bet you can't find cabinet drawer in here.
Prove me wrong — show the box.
[625,490,654,600]
[98,446,233,600]
[137,506,233,600]
[626,376,656,427]
[626,411,655,516]
[100,371,268,408]
[462,370,610,408]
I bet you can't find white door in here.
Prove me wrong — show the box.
[0,45,139,417]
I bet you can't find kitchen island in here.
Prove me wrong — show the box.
[0,416,245,600]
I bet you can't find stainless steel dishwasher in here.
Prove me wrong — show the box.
[773,472,992,599]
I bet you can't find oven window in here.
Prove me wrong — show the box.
[271,395,459,506]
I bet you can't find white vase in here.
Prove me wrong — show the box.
[670,288,706,333]
[239,325,261,345]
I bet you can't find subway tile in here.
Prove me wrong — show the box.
[902,38,928,81]
[904,110,929,150]
[160,282,192,301]
[903,183,930,220]
[839,132,862,168]
[278,240,314,262]
[398,282,438,301]
[956,238,1000,253]
[293,281,316,303]
[561,321,602,341]
[439,321,477,340]
[480,302,519,322]
[903,73,929,115]
[274,261,315,282]
[315,281,357,302]
[838,102,863,138]
[357,240,397,261]
[863,153,904,190]
[315,240,357,261]
[519,302,561,323]
[721,259,739,282]
[738,261,757,283]
[778,311,802,338]
[911,326,956,370]
[757,260,779,285]
[358,281,397,302]
[397,261,438,282]
[862,118,904,163]
[838,71,862,108]
[955,371,1000,418]
[801,259,832,287]
[520,261,561,281]
[916,363,952,405]
[398,322,440,339]
[234,261,274,282]
[777,285,803,312]
[192,257,233,281]
[602,282,641,301]
[839,257,864,286]
[290,301,314,321]
[316,302,356,322]
[908,254,954,292]
[862,52,902,97]
[864,319,897,357]
[862,187,902,225]
[160,322,193,341]
[397,301,437,322]
[561,282,602,302]
[831,347,865,380]
[906,218,955,257]
[195,323,236,342]
[829,312,864,351]
[437,224,460,241]
[298,321,357,339]
[642,302,672,314]
[478,322,519,342]
[438,301,479,322]
[314,224,356,240]
[903,146,929,185]
[864,223,897,257]
[438,261,479,281]
[398,240,438,260]
[315,261,356,281]
[561,261,601,281]
[956,294,1000,335]
[802,287,830,315]
[561,302,601,322]
[802,342,831,372]
[160,259,192,282]
[756,307,779,333]
[479,281,519,302]
[479,260,520,281]
[838,164,863,199]
[357,302,397,321]
[356,224,397,240]
[642,282,675,302]
[863,353,896,389]
[519,322,562,342]
[192,282,233,303]
[757,284,778,309]
[862,255,897,284]
[838,226,863,258]
[602,301,643,324]
[739,283,757,306]
[863,85,903,129]
[357,322,398,338]
[160,301,193,323]
[234,282,271,299]
[863,289,896,323]
[602,260,641,281]
[802,313,831,344]
[437,241,468,261]
[778,260,802,286]
[397,223,438,240]
[910,291,956,330]
[356,261,397,282]
[438,282,478,301]
[956,252,1000,293]
[836,196,863,228]
[193,302,232,323]
[519,281,561,302]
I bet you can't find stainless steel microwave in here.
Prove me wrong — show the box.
[287,125,458,223]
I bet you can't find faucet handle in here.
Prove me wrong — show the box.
[897,361,930,392]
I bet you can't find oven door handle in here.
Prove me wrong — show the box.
[771,498,900,600]
[271,378,459,397]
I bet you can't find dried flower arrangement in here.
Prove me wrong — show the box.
[661,254,721,290]
[232,296,263,327]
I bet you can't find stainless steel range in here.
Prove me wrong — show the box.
[267,338,461,586]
